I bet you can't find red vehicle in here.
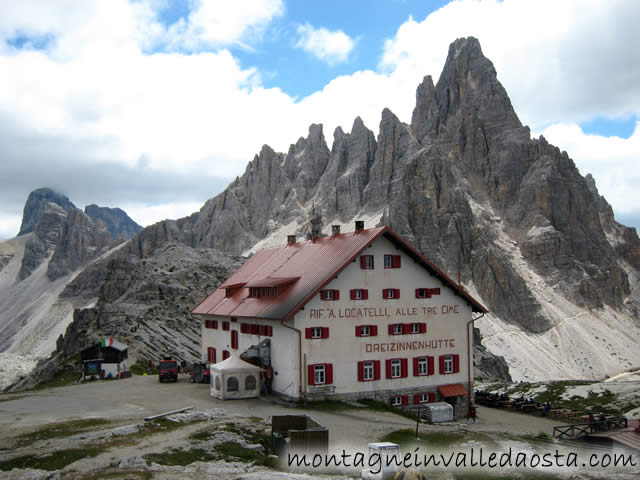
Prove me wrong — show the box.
[158,358,179,382]
[189,362,211,384]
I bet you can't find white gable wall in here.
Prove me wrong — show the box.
[293,235,473,406]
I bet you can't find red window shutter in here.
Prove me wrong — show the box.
[350,290,356,300]
[308,365,315,385]
[223,350,230,360]
[373,360,380,380]
[402,395,409,405]
[357,361,364,381]
[362,289,368,300]
[320,290,327,300]
[419,323,427,334]
[415,289,420,298]
[251,325,260,335]
[395,288,401,299]
[385,359,392,379]
[439,355,445,374]
[429,392,436,402]
[392,255,401,268]
[207,347,216,363]
[413,357,420,376]
[334,290,340,300]
[360,256,366,268]
[453,354,460,373]
[305,328,312,339]
[240,324,247,334]
[388,324,395,335]
[414,394,420,404]
[266,326,273,337]
[231,330,238,349]
[401,358,408,378]
[321,327,329,339]
[213,320,218,329]
[355,326,362,337]
[382,289,388,299]
[222,321,229,331]
[325,364,333,384]
[402,323,411,334]
[428,356,434,376]
[370,325,377,336]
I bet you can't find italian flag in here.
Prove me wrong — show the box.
[101,338,114,348]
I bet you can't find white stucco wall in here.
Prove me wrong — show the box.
[293,235,473,396]
[200,316,299,398]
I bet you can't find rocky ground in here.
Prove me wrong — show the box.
[0,375,638,479]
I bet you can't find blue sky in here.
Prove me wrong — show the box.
[0,0,638,239]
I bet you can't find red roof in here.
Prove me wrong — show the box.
[438,384,469,398]
[192,226,488,320]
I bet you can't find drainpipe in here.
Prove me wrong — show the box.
[280,318,303,400]
[467,312,485,412]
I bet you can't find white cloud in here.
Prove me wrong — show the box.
[0,0,639,239]
[162,0,285,51]
[294,23,355,65]
[538,121,640,218]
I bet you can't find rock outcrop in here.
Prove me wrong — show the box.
[17,188,76,236]
[85,204,142,240]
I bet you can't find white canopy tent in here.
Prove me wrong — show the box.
[210,355,262,400]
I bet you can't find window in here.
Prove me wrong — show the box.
[414,356,434,376]
[386,358,408,379]
[227,376,239,392]
[417,357,428,375]
[415,287,441,299]
[207,347,216,363]
[231,330,238,349]
[414,392,435,404]
[391,396,407,406]
[384,254,401,268]
[410,323,426,334]
[363,361,374,381]
[259,325,273,337]
[222,350,230,360]
[356,325,377,337]
[358,360,380,381]
[305,327,329,339]
[245,375,256,390]
[383,288,400,299]
[360,255,374,269]
[308,363,333,385]
[350,289,368,300]
[391,359,401,378]
[390,323,404,335]
[222,321,230,331]
[320,289,339,301]
[205,320,218,329]
[248,286,278,298]
[439,354,460,374]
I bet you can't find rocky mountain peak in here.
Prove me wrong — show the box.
[18,187,76,236]
[84,204,142,241]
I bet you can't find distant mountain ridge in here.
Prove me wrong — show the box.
[3,37,639,390]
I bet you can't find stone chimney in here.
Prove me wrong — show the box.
[287,235,296,246]
[331,225,340,235]
[355,220,364,232]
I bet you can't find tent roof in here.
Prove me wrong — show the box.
[210,355,262,374]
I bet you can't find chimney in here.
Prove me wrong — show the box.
[355,220,364,232]
[331,225,340,235]
[287,235,296,246]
